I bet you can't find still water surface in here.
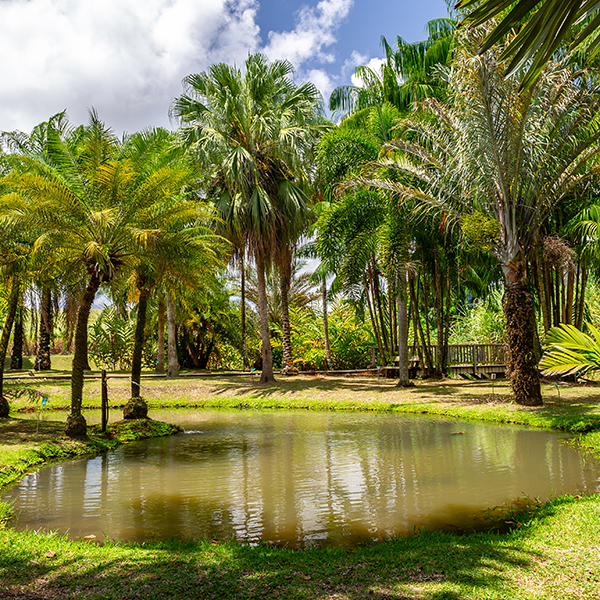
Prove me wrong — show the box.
[4,410,600,547]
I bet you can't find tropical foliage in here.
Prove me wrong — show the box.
[5,13,600,417]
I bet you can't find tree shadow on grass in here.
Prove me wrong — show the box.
[0,498,580,600]
[0,419,65,447]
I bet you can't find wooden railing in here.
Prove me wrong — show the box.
[372,344,507,367]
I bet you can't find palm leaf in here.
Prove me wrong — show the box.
[539,323,600,376]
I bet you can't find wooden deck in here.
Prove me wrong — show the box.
[378,344,507,379]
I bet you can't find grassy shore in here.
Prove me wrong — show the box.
[2,374,600,599]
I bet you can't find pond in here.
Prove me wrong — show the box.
[4,410,600,548]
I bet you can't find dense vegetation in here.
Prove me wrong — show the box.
[3,8,600,433]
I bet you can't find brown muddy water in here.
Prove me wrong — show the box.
[4,410,600,547]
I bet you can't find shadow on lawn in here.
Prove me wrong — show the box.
[0,499,569,600]
[0,419,65,447]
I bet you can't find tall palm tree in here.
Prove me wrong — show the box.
[172,53,321,383]
[0,112,165,437]
[357,27,600,405]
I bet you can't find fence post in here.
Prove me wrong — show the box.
[472,345,478,376]
[101,369,108,433]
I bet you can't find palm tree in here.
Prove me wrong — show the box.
[0,112,165,437]
[0,224,33,418]
[172,53,322,383]
[357,27,600,405]
[118,128,221,418]
[456,0,596,88]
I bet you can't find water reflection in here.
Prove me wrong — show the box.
[6,411,600,547]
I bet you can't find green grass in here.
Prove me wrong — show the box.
[2,374,600,598]
[1,495,599,599]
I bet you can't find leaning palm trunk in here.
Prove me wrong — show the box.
[0,279,21,418]
[166,293,178,378]
[124,287,151,419]
[66,273,102,438]
[256,252,274,383]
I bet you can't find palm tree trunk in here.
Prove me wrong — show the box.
[502,262,543,406]
[364,272,386,366]
[576,262,588,329]
[66,273,102,438]
[535,253,550,333]
[0,279,21,418]
[10,305,23,370]
[279,251,296,375]
[166,292,178,378]
[432,250,444,377]
[396,265,412,387]
[124,287,150,419]
[156,297,165,373]
[256,252,274,383]
[566,268,574,325]
[36,287,52,371]
[322,278,332,369]
[240,255,249,371]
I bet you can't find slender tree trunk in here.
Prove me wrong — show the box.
[240,255,249,371]
[442,276,451,370]
[364,273,386,366]
[409,275,425,375]
[10,305,23,370]
[66,274,102,438]
[256,252,274,383]
[535,254,550,333]
[553,268,561,326]
[166,293,178,378]
[36,287,52,371]
[432,250,444,377]
[0,279,21,417]
[577,263,588,329]
[124,287,150,419]
[501,261,543,406]
[156,297,165,374]
[396,265,412,387]
[560,268,567,323]
[322,278,332,369]
[279,249,296,374]
[566,268,574,325]
[372,261,389,354]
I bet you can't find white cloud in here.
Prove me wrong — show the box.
[0,0,354,134]
[350,57,386,87]
[0,0,261,133]
[304,68,335,104]
[262,0,352,66]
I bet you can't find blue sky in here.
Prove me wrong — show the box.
[0,0,450,135]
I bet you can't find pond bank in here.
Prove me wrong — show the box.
[2,378,600,599]
[0,418,181,521]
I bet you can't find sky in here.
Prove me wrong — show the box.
[0,0,450,136]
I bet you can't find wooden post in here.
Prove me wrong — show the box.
[472,345,478,377]
[101,369,108,433]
